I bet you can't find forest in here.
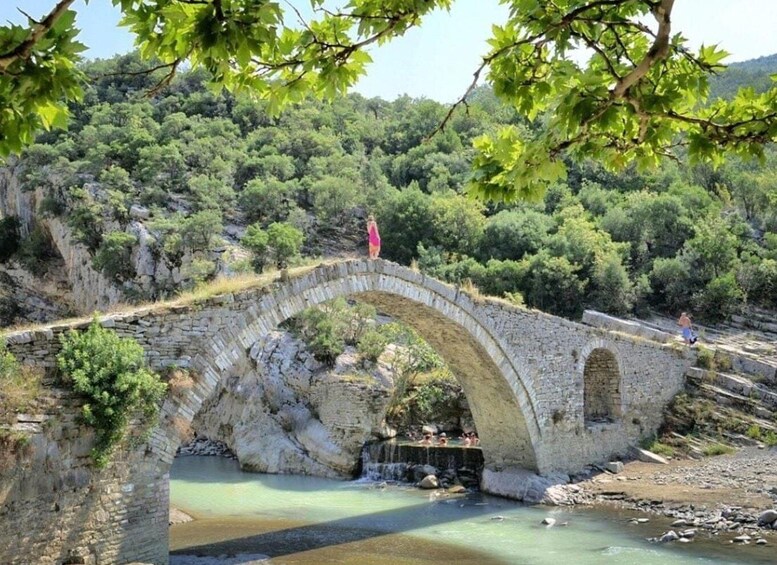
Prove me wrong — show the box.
[1,52,776,323]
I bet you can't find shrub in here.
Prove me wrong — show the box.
[57,320,167,467]
[746,424,762,440]
[702,443,734,457]
[692,273,744,323]
[763,430,777,447]
[183,258,216,285]
[165,367,195,396]
[240,178,300,223]
[640,435,675,457]
[357,329,388,363]
[67,187,105,252]
[649,257,692,313]
[479,209,553,261]
[696,346,714,369]
[266,222,304,268]
[241,223,269,272]
[93,231,137,282]
[0,217,20,262]
[181,210,223,252]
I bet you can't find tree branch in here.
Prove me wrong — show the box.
[611,0,674,98]
[0,0,76,73]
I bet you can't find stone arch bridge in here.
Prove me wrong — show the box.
[1,259,693,564]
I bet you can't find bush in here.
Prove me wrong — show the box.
[181,209,223,252]
[692,273,744,323]
[696,346,714,369]
[518,251,586,318]
[357,329,388,363]
[67,187,105,252]
[479,209,553,261]
[57,320,167,467]
[378,185,433,264]
[183,258,216,285]
[240,178,299,223]
[702,443,734,457]
[590,254,634,316]
[0,217,20,262]
[93,231,138,282]
[266,222,304,268]
[649,257,692,313]
[241,222,270,272]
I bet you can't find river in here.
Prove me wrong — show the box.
[170,456,773,564]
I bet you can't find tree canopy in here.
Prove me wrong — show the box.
[2,0,777,201]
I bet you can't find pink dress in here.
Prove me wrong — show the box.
[368,223,381,246]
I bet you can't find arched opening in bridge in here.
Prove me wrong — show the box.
[161,264,543,561]
[583,348,621,425]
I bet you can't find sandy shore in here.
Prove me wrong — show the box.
[577,446,777,538]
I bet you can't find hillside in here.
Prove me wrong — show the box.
[709,52,777,100]
[0,52,775,328]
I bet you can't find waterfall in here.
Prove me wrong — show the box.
[359,439,484,485]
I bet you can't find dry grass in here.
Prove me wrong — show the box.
[166,367,196,397]
[0,430,33,471]
[0,351,42,424]
[170,415,194,443]
[1,258,331,337]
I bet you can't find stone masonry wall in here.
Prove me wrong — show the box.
[0,259,695,564]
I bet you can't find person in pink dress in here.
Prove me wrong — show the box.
[367,214,381,259]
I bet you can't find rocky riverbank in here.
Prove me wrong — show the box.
[575,446,777,541]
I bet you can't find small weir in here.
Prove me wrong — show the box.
[360,439,484,485]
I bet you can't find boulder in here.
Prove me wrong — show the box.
[630,446,669,465]
[419,475,439,489]
[413,464,438,483]
[605,461,624,474]
[757,509,777,526]
[659,530,679,543]
[129,204,151,220]
[169,507,194,525]
[541,517,556,527]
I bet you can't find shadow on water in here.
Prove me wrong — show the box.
[170,501,514,564]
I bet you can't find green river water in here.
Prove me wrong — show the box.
[170,456,774,565]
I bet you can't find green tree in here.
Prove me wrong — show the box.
[6,0,777,195]
[93,231,138,283]
[266,222,304,268]
[479,209,553,261]
[518,251,586,318]
[378,185,433,264]
[241,222,269,272]
[428,192,485,257]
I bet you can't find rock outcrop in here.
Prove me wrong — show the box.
[193,331,396,478]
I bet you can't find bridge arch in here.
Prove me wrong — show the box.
[579,339,623,425]
[153,260,542,472]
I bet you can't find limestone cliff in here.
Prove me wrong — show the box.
[193,330,396,478]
